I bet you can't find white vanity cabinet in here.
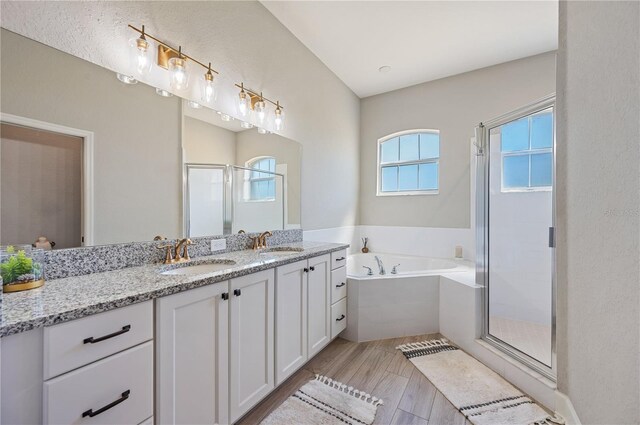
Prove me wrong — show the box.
[275,260,308,385]
[155,283,229,425]
[229,269,275,423]
[307,254,332,357]
[330,249,349,338]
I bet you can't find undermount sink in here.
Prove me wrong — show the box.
[160,260,236,276]
[259,247,304,256]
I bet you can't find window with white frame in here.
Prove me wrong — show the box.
[377,130,440,195]
[501,108,553,191]
[246,157,276,201]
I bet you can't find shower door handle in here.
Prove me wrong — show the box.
[548,227,555,248]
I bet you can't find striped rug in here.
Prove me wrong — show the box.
[261,375,383,425]
[396,339,563,425]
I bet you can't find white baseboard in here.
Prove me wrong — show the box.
[555,391,581,424]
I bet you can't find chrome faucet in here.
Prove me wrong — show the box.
[374,256,385,275]
[362,266,373,276]
[391,264,400,275]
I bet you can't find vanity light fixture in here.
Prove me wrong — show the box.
[274,101,285,131]
[240,121,253,129]
[202,63,217,104]
[127,24,219,92]
[129,25,152,77]
[116,73,138,85]
[155,87,173,97]
[237,83,250,118]
[235,83,285,130]
[169,46,189,91]
[187,100,202,109]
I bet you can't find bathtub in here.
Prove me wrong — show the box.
[343,253,472,342]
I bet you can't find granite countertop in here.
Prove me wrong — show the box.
[0,241,348,337]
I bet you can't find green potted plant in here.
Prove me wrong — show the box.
[1,245,45,292]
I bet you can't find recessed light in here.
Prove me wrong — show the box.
[155,88,173,97]
[116,73,137,84]
[378,65,391,73]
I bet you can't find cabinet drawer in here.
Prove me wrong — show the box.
[330,250,347,270]
[44,301,153,379]
[43,341,153,425]
[331,298,347,338]
[331,267,347,304]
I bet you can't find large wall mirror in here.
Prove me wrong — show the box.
[0,29,302,249]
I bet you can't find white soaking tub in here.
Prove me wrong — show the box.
[343,253,471,342]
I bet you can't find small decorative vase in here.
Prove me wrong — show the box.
[361,247,369,253]
[1,245,45,293]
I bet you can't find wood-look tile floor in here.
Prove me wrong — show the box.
[237,334,473,425]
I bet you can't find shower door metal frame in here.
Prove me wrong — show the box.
[476,94,557,381]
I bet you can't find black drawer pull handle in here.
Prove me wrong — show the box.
[336,257,346,261]
[335,282,346,288]
[83,325,131,344]
[221,292,229,300]
[309,266,315,271]
[234,288,242,296]
[82,390,130,418]
[336,314,346,322]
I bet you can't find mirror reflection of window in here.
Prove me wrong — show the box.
[245,157,276,201]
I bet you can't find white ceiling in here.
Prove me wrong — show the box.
[262,1,558,98]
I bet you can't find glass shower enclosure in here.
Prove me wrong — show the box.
[476,95,556,379]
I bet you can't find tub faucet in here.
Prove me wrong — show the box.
[374,256,385,275]
[362,266,373,276]
[391,264,400,275]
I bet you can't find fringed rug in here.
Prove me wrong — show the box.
[261,374,383,425]
[396,339,562,425]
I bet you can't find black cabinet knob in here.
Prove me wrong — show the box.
[233,289,242,296]
[221,292,229,300]
[309,266,315,271]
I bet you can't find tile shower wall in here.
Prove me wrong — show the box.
[43,229,303,280]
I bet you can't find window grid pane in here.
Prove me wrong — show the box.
[379,132,440,194]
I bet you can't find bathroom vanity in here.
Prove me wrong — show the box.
[0,242,348,425]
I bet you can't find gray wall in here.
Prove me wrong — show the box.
[1,29,182,245]
[359,52,556,228]
[556,1,640,423]
[183,116,236,164]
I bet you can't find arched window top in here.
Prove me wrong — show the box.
[377,130,440,195]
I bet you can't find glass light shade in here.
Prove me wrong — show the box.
[201,72,217,104]
[238,91,250,117]
[274,107,285,131]
[169,57,189,91]
[254,99,267,124]
[129,36,152,77]
[155,88,173,97]
[116,73,137,85]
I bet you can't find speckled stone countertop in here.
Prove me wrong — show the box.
[0,241,348,337]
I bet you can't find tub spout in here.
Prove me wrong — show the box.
[374,256,386,275]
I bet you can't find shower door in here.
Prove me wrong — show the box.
[477,95,556,378]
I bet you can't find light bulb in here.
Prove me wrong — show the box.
[169,48,189,91]
[128,26,152,77]
[238,89,249,117]
[254,98,267,124]
[202,73,216,104]
[274,103,285,131]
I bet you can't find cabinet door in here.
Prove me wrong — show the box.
[307,254,331,357]
[156,283,229,425]
[229,269,275,423]
[275,260,308,385]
